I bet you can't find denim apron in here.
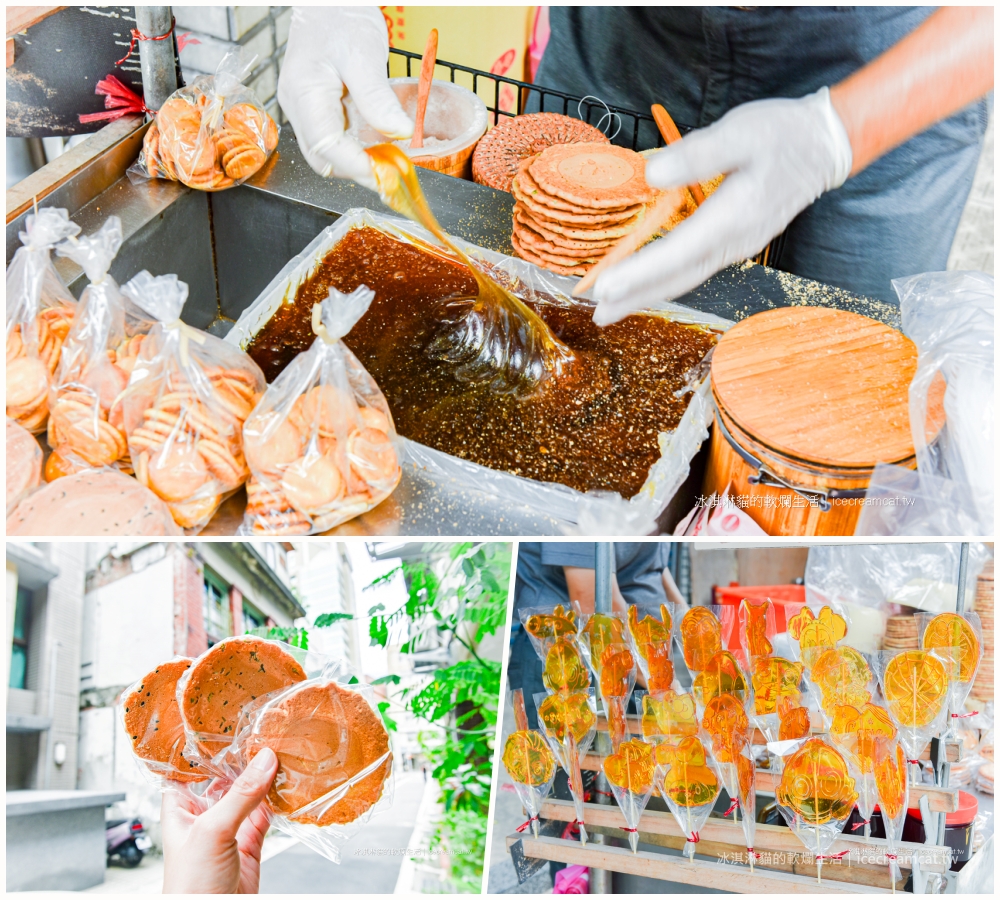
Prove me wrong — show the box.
[532,6,990,303]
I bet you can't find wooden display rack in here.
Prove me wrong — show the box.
[506,798,954,894]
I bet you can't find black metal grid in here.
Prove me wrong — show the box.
[388,47,683,152]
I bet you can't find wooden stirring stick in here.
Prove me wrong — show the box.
[571,186,687,296]
[651,103,705,205]
[410,28,438,150]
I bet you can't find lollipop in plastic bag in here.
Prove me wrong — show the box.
[627,604,675,692]
[581,611,625,685]
[739,597,775,662]
[641,691,699,745]
[6,207,80,433]
[919,612,983,723]
[777,695,812,742]
[654,735,721,861]
[536,690,596,844]
[877,649,949,764]
[750,656,803,717]
[242,287,401,534]
[599,643,636,753]
[829,702,896,837]
[542,637,591,694]
[502,690,556,838]
[787,605,847,671]
[873,737,909,892]
[134,50,278,191]
[521,604,577,660]
[120,271,265,532]
[603,738,655,853]
[692,650,749,709]
[47,218,157,479]
[680,607,722,673]
[774,737,858,884]
[809,646,873,720]
[702,692,753,838]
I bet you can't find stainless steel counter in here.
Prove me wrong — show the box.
[6,123,903,536]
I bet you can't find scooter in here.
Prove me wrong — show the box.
[106,817,151,868]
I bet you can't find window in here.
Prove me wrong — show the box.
[203,569,231,645]
[243,603,266,631]
[10,586,31,689]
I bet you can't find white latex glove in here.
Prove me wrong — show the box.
[591,87,853,326]
[277,6,413,191]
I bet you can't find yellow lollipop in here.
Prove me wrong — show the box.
[538,691,595,744]
[692,650,748,705]
[883,650,948,728]
[604,739,655,794]
[702,693,749,763]
[788,606,847,668]
[751,656,803,715]
[582,612,624,682]
[542,638,590,693]
[628,604,674,692]
[776,738,858,825]
[525,604,576,640]
[922,613,980,683]
[657,736,720,807]
[811,646,872,714]
[830,703,896,774]
[874,739,907,821]
[681,607,722,672]
[502,730,557,786]
[641,691,699,741]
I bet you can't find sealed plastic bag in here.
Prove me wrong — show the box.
[654,734,722,860]
[625,603,678,693]
[6,417,42,515]
[856,271,993,536]
[6,207,80,432]
[46,217,157,479]
[241,286,400,535]
[595,642,636,754]
[119,271,265,532]
[501,690,557,838]
[132,50,278,191]
[519,603,579,660]
[917,611,984,721]
[226,674,392,863]
[875,649,950,764]
[603,735,655,853]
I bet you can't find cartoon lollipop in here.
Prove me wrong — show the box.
[702,694,752,834]
[873,737,908,893]
[599,643,636,754]
[641,691,699,745]
[879,650,949,763]
[681,607,722,673]
[628,604,675,692]
[777,694,812,742]
[787,605,847,671]
[920,612,983,723]
[740,598,774,660]
[751,656,804,716]
[692,650,749,708]
[603,738,655,853]
[810,647,873,720]
[830,703,896,838]
[581,611,625,686]
[542,638,591,694]
[655,735,721,861]
[521,604,577,660]
[774,737,858,884]
[502,690,557,837]
[536,691,596,844]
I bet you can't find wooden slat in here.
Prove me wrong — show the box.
[536,799,951,873]
[753,770,960,813]
[506,833,894,894]
[6,6,63,37]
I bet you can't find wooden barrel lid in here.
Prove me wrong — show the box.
[711,307,919,468]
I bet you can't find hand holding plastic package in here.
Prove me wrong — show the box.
[119,271,265,532]
[132,49,279,191]
[6,208,80,432]
[241,286,400,535]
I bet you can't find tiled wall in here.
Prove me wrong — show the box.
[173,6,291,124]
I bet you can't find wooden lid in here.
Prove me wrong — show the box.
[711,307,919,467]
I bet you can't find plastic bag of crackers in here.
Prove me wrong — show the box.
[240,286,401,535]
[46,217,158,480]
[131,50,278,192]
[6,417,43,516]
[6,207,80,433]
[118,271,265,532]
[221,662,393,863]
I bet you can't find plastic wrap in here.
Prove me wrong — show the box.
[805,542,989,615]
[875,650,950,763]
[595,642,636,754]
[654,734,722,860]
[240,286,400,535]
[603,737,655,853]
[226,208,731,535]
[638,690,699,746]
[6,467,182,535]
[917,611,984,721]
[679,606,723,674]
[130,50,279,191]
[873,737,909,888]
[625,603,678,694]
[502,690,557,838]
[6,207,80,433]
[830,702,897,839]
[119,271,265,532]
[519,604,579,661]
[6,417,42,515]
[46,217,156,479]
[807,647,875,723]
[225,672,392,863]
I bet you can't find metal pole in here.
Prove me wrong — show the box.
[590,543,614,894]
[135,7,178,112]
[955,542,970,614]
[43,640,61,789]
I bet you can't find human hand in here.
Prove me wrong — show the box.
[277,6,413,190]
[591,88,852,326]
[161,747,278,894]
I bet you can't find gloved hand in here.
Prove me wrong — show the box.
[591,88,853,326]
[277,6,413,191]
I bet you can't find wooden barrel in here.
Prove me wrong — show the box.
[411,142,479,180]
[703,306,942,536]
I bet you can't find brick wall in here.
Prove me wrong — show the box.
[173,6,291,124]
[173,547,208,657]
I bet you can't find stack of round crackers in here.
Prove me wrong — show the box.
[971,559,993,702]
[511,142,657,277]
[882,614,919,651]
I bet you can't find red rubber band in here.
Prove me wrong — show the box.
[687,832,700,844]
[516,815,538,833]
[116,16,176,67]
[851,819,871,831]
[952,710,979,718]
[746,847,761,860]
[78,75,149,124]
[723,798,739,816]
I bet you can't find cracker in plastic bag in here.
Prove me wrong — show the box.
[6,416,43,515]
[6,207,80,432]
[225,673,393,862]
[119,271,265,532]
[131,50,278,191]
[46,217,157,480]
[241,286,401,535]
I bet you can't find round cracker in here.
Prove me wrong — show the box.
[528,142,657,209]
[248,682,391,825]
[511,231,597,270]
[514,208,622,249]
[123,658,208,783]
[511,233,593,277]
[513,202,639,241]
[181,636,308,757]
[514,220,608,259]
[513,170,642,223]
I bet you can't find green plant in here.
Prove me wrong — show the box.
[367,542,510,893]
